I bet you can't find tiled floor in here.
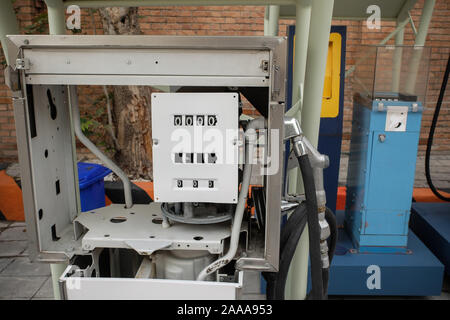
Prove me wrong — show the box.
[0,221,54,300]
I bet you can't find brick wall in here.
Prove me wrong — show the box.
[1,1,449,162]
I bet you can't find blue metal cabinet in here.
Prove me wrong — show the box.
[345,95,423,253]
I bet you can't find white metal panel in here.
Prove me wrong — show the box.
[25,74,269,87]
[152,93,239,203]
[61,268,243,300]
[25,48,269,77]
[75,203,242,254]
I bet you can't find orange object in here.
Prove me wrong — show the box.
[0,170,25,221]
[413,188,450,203]
[133,181,154,200]
[105,195,112,206]
[336,186,346,211]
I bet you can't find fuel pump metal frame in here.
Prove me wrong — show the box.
[5,34,288,299]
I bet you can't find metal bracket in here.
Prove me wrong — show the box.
[15,58,29,70]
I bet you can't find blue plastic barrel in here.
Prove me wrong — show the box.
[77,162,112,212]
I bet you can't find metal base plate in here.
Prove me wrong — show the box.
[75,203,240,255]
[319,210,444,296]
[410,202,450,276]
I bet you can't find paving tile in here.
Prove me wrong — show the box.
[1,257,51,276]
[0,221,11,229]
[0,226,28,241]
[0,276,47,299]
[33,277,54,299]
[9,222,26,227]
[0,258,14,272]
[0,241,27,257]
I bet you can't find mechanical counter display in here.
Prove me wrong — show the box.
[151,92,239,204]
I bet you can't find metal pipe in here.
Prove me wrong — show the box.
[267,5,280,36]
[264,6,270,35]
[196,117,265,281]
[45,0,67,35]
[0,0,19,66]
[392,19,405,92]
[405,0,435,93]
[69,86,134,208]
[392,0,417,92]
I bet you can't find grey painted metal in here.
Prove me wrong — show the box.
[69,86,133,208]
[0,0,19,66]
[65,0,294,7]
[60,266,244,300]
[12,83,80,263]
[236,105,284,272]
[75,203,240,255]
[8,35,286,278]
[58,0,415,22]
[280,0,417,20]
[5,35,287,102]
[197,117,261,281]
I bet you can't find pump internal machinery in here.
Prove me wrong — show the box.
[5,35,336,300]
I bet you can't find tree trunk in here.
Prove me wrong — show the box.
[98,7,153,179]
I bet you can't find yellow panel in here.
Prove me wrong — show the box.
[292,32,342,118]
[321,32,341,118]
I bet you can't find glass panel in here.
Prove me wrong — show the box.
[351,45,431,104]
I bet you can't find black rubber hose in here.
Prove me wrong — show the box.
[279,203,307,251]
[264,154,324,300]
[298,154,324,300]
[325,207,337,264]
[263,203,307,300]
[425,53,450,202]
[322,207,338,298]
[264,206,308,300]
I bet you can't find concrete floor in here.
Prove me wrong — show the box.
[0,221,54,300]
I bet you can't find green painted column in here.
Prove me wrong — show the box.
[0,0,20,66]
[267,5,280,36]
[285,0,312,300]
[287,0,312,195]
[264,6,269,35]
[288,0,335,300]
[45,0,67,35]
